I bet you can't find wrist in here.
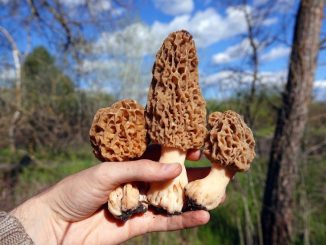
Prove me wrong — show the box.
[10,194,62,245]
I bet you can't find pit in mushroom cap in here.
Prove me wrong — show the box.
[184,110,255,211]
[145,30,207,214]
[89,99,148,220]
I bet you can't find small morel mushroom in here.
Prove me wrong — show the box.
[89,99,148,220]
[184,111,255,211]
[145,30,207,214]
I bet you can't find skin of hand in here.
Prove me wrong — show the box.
[10,146,212,245]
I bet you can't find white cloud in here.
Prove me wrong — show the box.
[314,80,326,101]
[61,0,112,13]
[87,5,279,100]
[212,43,290,65]
[262,45,290,61]
[0,68,15,81]
[203,70,287,88]
[203,70,326,99]
[79,59,122,74]
[212,39,253,64]
[90,0,111,12]
[61,0,84,6]
[261,17,278,26]
[95,23,155,57]
[190,7,248,47]
[95,6,276,58]
[201,70,288,99]
[314,80,326,88]
[153,0,194,16]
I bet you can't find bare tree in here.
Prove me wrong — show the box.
[0,26,22,153]
[261,1,324,244]
[240,0,278,129]
[0,0,134,150]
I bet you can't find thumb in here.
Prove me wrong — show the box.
[95,159,182,188]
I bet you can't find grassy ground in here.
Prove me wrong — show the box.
[1,144,325,244]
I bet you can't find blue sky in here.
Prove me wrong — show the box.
[89,0,325,100]
[1,0,325,101]
[138,0,324,74]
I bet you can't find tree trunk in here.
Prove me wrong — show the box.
[261,1,324,245]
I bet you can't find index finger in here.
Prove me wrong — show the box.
[186,149,201,161]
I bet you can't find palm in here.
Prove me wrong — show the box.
[60,207,207,244]
[11,149,211,245]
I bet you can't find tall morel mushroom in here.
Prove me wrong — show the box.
[145,30,207,214]
[185,110,255,211]
[89,99,148,220]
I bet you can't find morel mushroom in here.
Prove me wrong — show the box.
[145,30,207,214]
[89,99,148,220]
[184,111,255,211]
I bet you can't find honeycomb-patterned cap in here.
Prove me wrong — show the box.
[145,30,207,151]
[89,99,148,162]
[204,111,255,171]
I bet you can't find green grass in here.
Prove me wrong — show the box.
[8,146,97,205]
[2,144,325,244]
[185,158,211,168]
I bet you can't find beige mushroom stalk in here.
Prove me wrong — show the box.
[89,99,148,220]
[185,111,255,211]
[145,30,207,214]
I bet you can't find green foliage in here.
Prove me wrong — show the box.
[14,146,96,204]
[197,207,239,245]
[22,46,75,108]
[22,46,78,118]
[1,73,325,243]
[206,90,281,133]
[206,98,241,115]
[12,46,115,151]
[23,47,55,80]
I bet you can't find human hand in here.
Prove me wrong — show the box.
[11,147,211,245]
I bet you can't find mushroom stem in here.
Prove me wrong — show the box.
[147,146,188,214]
[185,163,235,211]
[160,147,187,166]
[205,164,235,189]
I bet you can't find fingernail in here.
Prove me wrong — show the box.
[162,163,180,172]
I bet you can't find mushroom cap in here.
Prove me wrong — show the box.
[204,111,255,171]
[89,99,147,162]
[145,30,207,151]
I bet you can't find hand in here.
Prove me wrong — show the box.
[10,147,211,245]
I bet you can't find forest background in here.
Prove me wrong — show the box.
[0,0,325,244]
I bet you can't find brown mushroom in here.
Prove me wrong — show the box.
[89,99,148,220]
[145,30,207,214]
[184,110,255,211]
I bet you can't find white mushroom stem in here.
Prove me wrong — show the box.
[147,146,187,214]
[108,183,140,217]
[185,163,235,210]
